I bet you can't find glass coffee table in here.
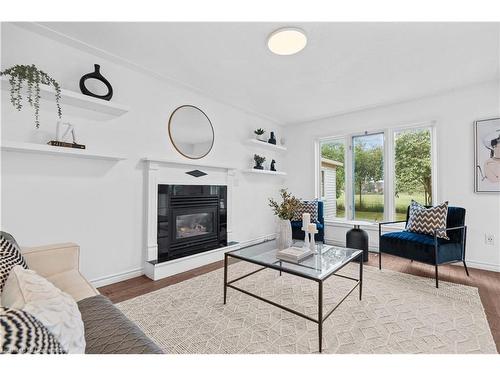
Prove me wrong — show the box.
[223,240,363,353]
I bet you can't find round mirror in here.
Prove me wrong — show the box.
[168,105,214,159]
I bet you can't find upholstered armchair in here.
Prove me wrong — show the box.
[291,201,325,242]
[378,205,468,288]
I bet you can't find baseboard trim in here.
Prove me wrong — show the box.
[455,260,500,273]
[90,267,144,288]
[325,238,499,273]
[238,233,276,248]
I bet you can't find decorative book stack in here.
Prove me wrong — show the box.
[276,246,314,263]
[47,140,86,149]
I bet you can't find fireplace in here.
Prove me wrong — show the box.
[157,185,227,262]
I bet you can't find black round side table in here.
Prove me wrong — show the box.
[345,221,370,262]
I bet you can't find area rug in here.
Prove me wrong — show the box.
[116,262,497,354]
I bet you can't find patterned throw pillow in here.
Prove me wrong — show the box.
[406,200,449,239]
[0,232,28,293]
[292,200,319,223]
[0,307,66,354]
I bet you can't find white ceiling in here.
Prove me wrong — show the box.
[34,22,500,124]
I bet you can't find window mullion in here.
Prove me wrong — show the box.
[345,137,353,220]
[385,129,395,222]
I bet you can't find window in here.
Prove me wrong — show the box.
[394,127,433,221]
[352,133,384,222]
[319,138,345,219]
[317,124,435,223]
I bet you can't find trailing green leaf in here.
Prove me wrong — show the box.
[0,64,62,128]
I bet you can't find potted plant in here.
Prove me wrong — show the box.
[268,189,301,250]
[254,128,266,141]
[253,154,266,170]
[0,64,63,128]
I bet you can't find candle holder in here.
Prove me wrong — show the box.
[309,228,319,253]
[301,226,310,250]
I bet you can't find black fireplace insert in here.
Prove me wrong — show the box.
[157,185,227,263]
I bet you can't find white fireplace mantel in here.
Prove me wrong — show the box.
[142,157,237,279]
[142,157,237,172]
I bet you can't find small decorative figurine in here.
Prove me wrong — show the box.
[268,131,277,145]
[253,154,265,170]
[79,64,113,101]
[270,159,276,171]
[47,121,86,149]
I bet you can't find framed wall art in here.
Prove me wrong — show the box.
[474,117,500,193]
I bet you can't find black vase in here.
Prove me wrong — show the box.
[79,64,113,101]
[254,163,264,170]
[346,228,369,262]
[270,159,276,171]
[268,131,277,145]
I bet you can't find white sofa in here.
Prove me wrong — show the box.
[17,240,162,353]
[21,242,99,302]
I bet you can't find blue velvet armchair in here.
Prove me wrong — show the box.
[378,205,469,288]
[291,201,325,242]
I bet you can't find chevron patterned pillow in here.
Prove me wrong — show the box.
[292,200,318,223]
[406,200,449,239]
[1,307,66,354]
[0,232,28,293]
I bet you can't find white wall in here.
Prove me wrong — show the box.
[0,23,285,285]
[285,81,500,272]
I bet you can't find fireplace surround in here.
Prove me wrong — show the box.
[157,184,227,263]
[143,157,238,280]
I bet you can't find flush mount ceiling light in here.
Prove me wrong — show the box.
[267,27,307,56]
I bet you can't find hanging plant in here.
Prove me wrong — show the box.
[0,64,62,128]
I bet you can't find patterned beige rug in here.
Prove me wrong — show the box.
[117,261,497,354]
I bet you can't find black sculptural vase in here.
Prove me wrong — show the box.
[79,64,113,101]
[270,159,276,171]
[268,131,277,145]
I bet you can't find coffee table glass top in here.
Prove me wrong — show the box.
[227,240,362,281]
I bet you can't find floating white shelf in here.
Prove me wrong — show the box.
[246,139,287,152]
[242,169,287,176]
[1,77,130,120]
[1,140,127,161]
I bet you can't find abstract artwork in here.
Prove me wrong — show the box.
[474,117,500,193]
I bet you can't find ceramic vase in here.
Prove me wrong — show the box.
[268,131,277,145]
[253,161,264,170]
[79,64,113,101]
[276,219,293,250]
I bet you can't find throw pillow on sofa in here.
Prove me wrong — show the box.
[406,200,449,240]
[1,307,66,354]
[1,265,86,354]
[292,200,319,223]
[0,231,28,293]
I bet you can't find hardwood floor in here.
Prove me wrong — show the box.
[99,253,500,352]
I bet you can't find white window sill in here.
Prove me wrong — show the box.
[324,218,406,231]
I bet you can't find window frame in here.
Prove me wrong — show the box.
[316,136,348,220]
[391,123,438,218]
[315,121,437,223]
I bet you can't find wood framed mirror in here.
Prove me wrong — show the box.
[168,105,214,160]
